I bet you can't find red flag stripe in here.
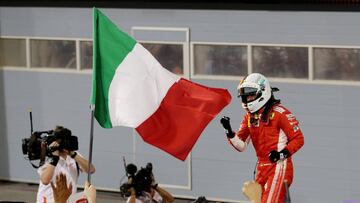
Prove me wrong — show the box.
[136,78,231,161]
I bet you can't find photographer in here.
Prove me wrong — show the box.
[125,164,174,203]
[36,126,95,203]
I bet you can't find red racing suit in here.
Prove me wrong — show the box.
[229,103,304,203]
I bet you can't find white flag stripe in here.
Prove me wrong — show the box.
[108,43,180,127]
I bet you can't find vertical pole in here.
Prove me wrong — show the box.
[29,108,33,134]
[87,105,95,183]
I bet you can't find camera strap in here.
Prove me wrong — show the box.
[23,142,44,169]
[28,142,47,169]
[76,162,80,176]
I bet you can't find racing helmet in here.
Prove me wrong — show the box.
[237,73,272,113]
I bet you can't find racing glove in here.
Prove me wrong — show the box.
[220,116,235,139]
[268,148,290,163]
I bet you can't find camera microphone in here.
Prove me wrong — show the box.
[146,162,153,172]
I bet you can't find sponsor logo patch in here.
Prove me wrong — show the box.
[274,106,285,113]
[269,112,275,120]
[286,114,296,121]
[293,125,299,132]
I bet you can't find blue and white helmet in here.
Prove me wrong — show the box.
[237,73,272,113]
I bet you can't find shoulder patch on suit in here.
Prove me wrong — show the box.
[273,106,285,114]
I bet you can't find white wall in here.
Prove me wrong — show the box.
[1,7,360,202]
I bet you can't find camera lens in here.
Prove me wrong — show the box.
[126,164,137,176]
[22,138,29,155]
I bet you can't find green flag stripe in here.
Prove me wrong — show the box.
[91,8,137,128]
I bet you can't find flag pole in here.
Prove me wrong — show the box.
[88,7,96,184]
[87,104,95,183]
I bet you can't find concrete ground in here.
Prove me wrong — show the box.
[0,180,198,203]
[0,180,124,203]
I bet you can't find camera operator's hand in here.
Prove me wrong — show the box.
[63,149,77,159]
[127,176,134,185]
[129,186,136,196]
[150,173,160,192]
[150,173,156,186]
[126,177,136,194]
[127,186,137,203]
[152,184,175,203]
[49,141,60,156]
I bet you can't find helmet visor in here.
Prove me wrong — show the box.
[238,87,261,104]
[238,87,258,97]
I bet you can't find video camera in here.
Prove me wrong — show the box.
[22,126,78,168]
[120,162,153,197]
[22,110,79,168]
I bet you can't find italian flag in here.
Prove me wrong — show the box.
[91,8,231,161]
